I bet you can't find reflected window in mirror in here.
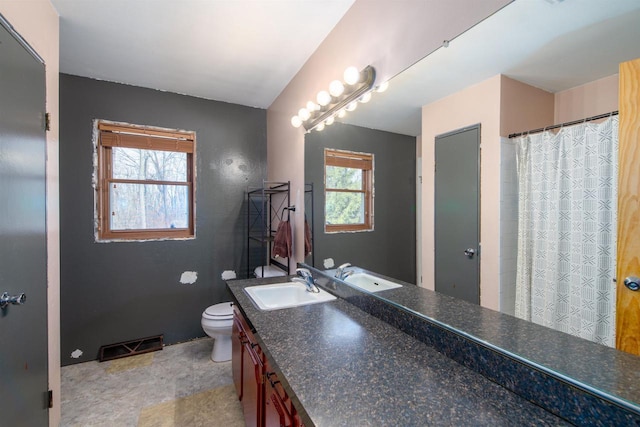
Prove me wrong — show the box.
[324,148,373,233]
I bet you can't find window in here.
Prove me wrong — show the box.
[324,148,373,233]
[95,121,196,241]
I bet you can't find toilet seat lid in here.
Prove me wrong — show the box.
[204,302,233,318]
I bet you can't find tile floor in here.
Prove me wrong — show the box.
[61,338,244,426]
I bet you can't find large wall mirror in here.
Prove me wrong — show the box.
[304,0,640,323]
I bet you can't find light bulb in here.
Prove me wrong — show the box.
[306,101,318,112]
[329,80,344,97]
[325,116,335,126]
[315,122,325,131]
[359,92,372,103]
[346,101,358,112]
[298,108,310,121]
[344,66,360,85]
[376,81,389,93]
[337,109,346,118]
[317,90,331,106]
[291,115,302,128]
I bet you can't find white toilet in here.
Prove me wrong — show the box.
[201,302,234,362]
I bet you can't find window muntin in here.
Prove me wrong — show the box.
[96,121,195,241]
[324,148,373,233]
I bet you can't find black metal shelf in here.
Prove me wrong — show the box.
[246,181,314,278]
[247,181,290,279]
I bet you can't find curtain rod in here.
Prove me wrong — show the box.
[508,111,618,139]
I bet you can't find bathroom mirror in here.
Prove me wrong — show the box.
[305,2,640,313]
[304,123,417,284]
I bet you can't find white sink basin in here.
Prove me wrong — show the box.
[344,272,402,292]
[244,282,337,311]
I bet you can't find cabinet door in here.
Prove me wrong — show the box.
[232,317,244,399]
[242,342,263,427]
[264,383,290,427]
[264,367,294,427]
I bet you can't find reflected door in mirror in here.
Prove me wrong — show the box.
[434,125,480,304]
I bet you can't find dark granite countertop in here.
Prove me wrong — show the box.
[228,276,568,426]
[369,280,640,413]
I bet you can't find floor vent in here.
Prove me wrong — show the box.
[99,334,164,362]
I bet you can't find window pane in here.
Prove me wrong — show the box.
[326,166,362,190]
[110,183,189,230]
[113,148,187,182]
[325,191,365,225]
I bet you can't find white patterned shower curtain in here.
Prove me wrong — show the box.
[514,116,618,347]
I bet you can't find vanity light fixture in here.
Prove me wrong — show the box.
[291,65,377,132]
[376,81,389,93]
[359,92,372,103]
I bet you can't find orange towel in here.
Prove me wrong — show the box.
[273,220,291,258]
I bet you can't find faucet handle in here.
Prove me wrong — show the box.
[296,268,312,278]
[293,269,320,293]
[335,263,352,279]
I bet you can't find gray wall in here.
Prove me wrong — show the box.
[305,123,416,284]
[59,74,266,365]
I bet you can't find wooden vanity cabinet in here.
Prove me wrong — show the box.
[232,307,305,427]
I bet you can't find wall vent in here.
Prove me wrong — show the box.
[98,334,163,362]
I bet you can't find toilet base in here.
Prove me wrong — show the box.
[210,335,232,362]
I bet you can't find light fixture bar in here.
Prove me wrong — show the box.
[302,66,376,131]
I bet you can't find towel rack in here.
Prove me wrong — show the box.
[282,205,296,219]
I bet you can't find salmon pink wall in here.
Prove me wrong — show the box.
[554,74,619,124]
[501,76,554,136]
[0,1,60,424]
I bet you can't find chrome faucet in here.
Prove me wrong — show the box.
[293,268,320,293]
[335,263,353,280]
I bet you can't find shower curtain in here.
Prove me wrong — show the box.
[514,116,618,347]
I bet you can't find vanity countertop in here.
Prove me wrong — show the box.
[375,280,640,412]
[227,277,568,426]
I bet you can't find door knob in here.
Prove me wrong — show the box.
[464,248,475,258]
[624,277,640,291]
[0,292,26,309]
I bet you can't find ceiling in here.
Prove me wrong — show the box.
[51,0,355,108]
[51,0,640,136]
[343,0,640,136]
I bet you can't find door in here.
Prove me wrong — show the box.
[417,156,422,286]
[242,340,263,427]
[0,15,49,426]
[264,365,294,427]
[617,57,640,355]
[434,125,480,304]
